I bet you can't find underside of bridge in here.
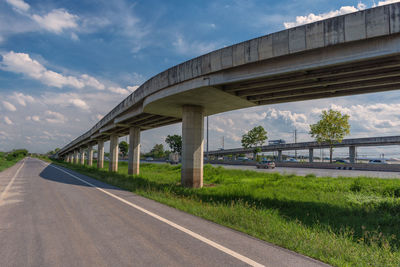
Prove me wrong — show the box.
[58,3,400,188]
[221,55,400,105]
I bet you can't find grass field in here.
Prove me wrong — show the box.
[50,160,400,266]
[0,152,24,172]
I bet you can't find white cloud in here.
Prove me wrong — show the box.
[32,9,79,34]
[284,3,366,28]
[45,110,66,124]
[4,116,13,125]
[0,51,104,90]
[6,0,30,12]
[26,115,40,122]
[377,0,400,6]
[109,86,130,95]
[2,101,17,111]
[11,92,35,106]
[68,98,89,110]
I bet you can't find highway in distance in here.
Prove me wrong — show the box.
[0,158,329,267]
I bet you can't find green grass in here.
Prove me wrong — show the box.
[49,159,400,266]
[0,152,24,172]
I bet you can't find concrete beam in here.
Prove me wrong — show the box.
[109,135,119,172]
[97,140,104,169]
[88,145,93,166]
[181,105,204,188]
[128,127,140,175]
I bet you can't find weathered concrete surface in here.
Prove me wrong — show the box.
[309,148,314,163]
[109,135,119,172]
[181,105,204,188]
[87,145,93,166]
[80,148,85,165]
[97,140,104,169]
[128,127,140,175]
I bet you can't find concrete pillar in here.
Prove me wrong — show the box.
[349,146,356,164]
[109,135,119,172]
[277,150,282,162]
[309,148,314,163]
[80,148,85,165]
[181,105,204,188]
[97,140,104,169]
[128,127,140,175]
[87,145,93,166]
[70,153,74,164]
[74,150,79,164]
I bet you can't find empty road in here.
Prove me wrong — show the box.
[0,158,329,267]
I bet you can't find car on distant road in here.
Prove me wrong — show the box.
[368,159,387,164]
[285,158,298,162]
[256,160,276,169]
[146,157,154,161]
[237,156,250,161]
[334,159,349,164]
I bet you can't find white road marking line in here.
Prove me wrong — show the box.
[0,160,25,206]
[39,160,265,267]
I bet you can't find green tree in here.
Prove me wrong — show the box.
[241,126,267,161]
[119,141,129,157]
[165,135,182,154]
[151,144,165,158]
[310,109,350,163]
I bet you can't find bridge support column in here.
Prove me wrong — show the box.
[181,105,204,188]
[80,148,85,165]
[87,145,93,166]
[277,150,282,162]
[309,148,314,163]
[109,135,119,172]
[349,146,356,164]
[97,140,104,169]
[74,150,79,164]
[128,127,140,175]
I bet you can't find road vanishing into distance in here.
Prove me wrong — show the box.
[0,158,329,267]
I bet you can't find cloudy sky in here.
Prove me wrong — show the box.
[1,0,400,158]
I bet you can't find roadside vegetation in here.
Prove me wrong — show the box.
[0,149,28,172]
[48,159,400,266]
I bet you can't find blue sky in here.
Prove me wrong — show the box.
[1,0,400,158]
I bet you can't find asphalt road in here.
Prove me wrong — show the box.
[213,164,400,179]
[0,158,329,267]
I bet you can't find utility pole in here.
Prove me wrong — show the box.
[222,136,225,150]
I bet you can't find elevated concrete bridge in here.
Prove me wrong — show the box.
[58,3,400,187]
[207,135,400,163]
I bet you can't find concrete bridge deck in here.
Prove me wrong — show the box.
[57,3,400,187]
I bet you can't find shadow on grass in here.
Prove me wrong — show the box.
[52,160,400,249]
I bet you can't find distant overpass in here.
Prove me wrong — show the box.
[57,3,400,187]
[206,135,400,163]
